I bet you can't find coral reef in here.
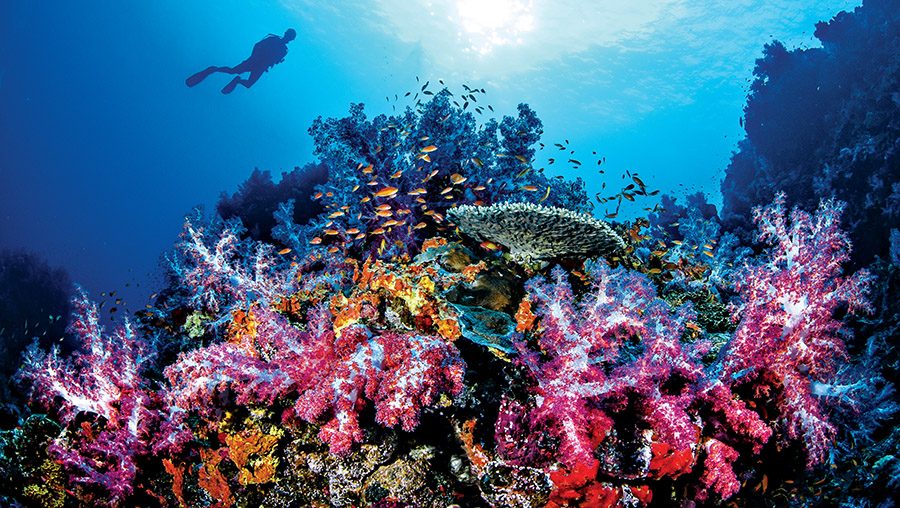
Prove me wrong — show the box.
[723,193,874,467]
[216,163,328,243]
[447,202,625,263]
[16,289,159,504]
[5,28,896,503]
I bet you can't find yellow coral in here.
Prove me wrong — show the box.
[22,459,65,508]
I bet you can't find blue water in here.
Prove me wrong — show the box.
[0,0,858,315]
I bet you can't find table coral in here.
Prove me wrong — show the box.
[447,202,624,262]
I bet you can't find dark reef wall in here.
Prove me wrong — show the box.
[0,251,72,411]
[216,162,328,243]
[721,0,899,267]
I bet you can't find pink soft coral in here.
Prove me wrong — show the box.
[502,262,703,469]
[723,193,873,466]
[18,289,159,504]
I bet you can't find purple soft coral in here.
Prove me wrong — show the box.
[18,289,158,504]
[502,262,703,468]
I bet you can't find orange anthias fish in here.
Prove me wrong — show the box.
[420,145,438,153]
[374,186,399,198]
[450,173,467,185]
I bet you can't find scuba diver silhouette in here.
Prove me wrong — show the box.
[186,29,296,94]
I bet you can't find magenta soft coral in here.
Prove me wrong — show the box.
[294,325,466,453]
[723,193,874,466]
[159,304,465,455]
[18,289,159,504]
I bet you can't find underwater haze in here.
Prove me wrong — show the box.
[1,0,899,506]
[1,0,856,314]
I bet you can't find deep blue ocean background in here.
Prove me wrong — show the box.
[0,0,858,319]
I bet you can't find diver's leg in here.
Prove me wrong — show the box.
[222,60,253,74]
[222,69,263,94]
[185,66,218,87]
[222,76,241,94]
[238,70,264,88]
[186,60,250,87]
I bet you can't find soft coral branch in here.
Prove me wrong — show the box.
[723,193,874,466]
[503,262,703,469]
[17,289,158,504]
[159,304,465,455]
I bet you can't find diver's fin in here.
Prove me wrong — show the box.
[186,66,218,87]
[221,76,241,95]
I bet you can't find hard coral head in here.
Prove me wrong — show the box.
[447,202,625,263]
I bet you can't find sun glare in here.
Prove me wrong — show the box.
[455,0,535,55]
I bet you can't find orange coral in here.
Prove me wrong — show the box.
[224,428,281,486]
[335,256,464,341]
[421,237,448,252]
[457,418,490,474]
[198,449,233,508]
[436,317,461,341]
[330,291,380,336]
[162,459,186,508]
[273,294,303,317]
[225,307,265,358]
[514,297,536,333]
[461,261,486,282]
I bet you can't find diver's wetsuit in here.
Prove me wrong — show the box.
[186,34,290,94]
